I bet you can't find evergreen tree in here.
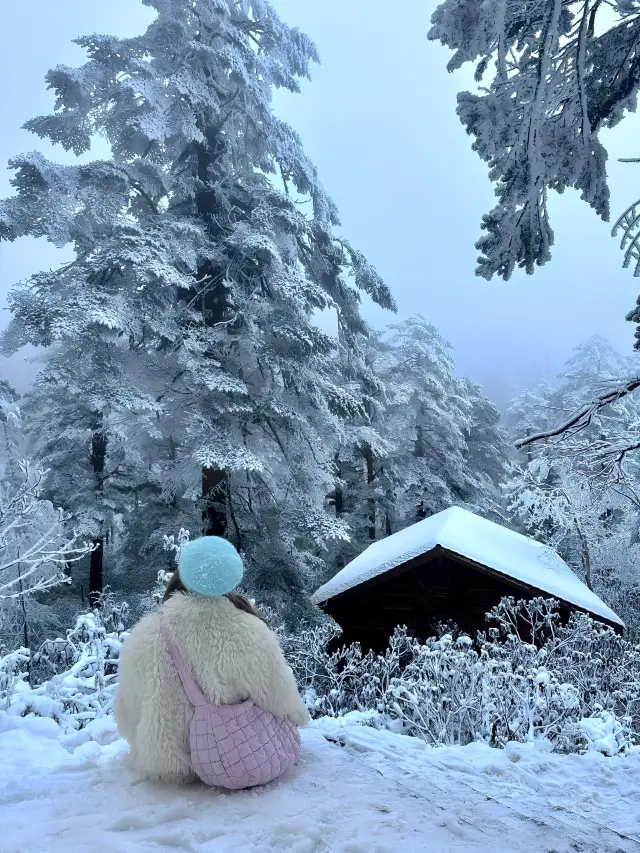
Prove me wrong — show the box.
[20,346,162,606]
[457,376,512,518]
[430,0,640,459]
[429,0,640,280]
[0,0,394,618]
[375,317,482,526]
[327,317,509,567]
[507,338,640,620]
[504,382,560,450]
[0,381,91,651]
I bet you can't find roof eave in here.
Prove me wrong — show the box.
[315,544,624,632]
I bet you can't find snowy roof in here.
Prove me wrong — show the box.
[312,506,623,628]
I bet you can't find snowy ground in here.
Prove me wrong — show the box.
[2,712,640,853]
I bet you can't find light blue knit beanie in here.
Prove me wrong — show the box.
[178,536,243,597]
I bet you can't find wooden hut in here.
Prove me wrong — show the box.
[311,507,623,652]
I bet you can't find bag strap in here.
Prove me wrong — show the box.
[160,616,208,708]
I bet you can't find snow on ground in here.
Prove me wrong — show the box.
[2,711,640,853]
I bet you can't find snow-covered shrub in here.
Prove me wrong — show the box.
[2,591,637,754]
[386,632,485,745]
[486,599,640,745]
[280,621,412,718]
[0,646,30,709]
[281,597,639,754]
[577,711,631,757]
[0,595,129,730]
[137,569,174,616]
[163,529,190,566]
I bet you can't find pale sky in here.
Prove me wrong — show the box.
[2,0,640,407]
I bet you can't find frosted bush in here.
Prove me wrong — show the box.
[0,596,128,730]
[0,646,30,709]
[577,711,631,757]
[281,597,640,753]
[2,593,638,754]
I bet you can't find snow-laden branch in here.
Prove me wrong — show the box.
[613,186,640,276]
[516,377,640,450]
[0,460,93,602]
[430,0,640,280]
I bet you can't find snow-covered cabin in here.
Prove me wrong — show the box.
[311,507,623,650]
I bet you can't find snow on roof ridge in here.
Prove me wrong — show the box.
[311,505,623,627]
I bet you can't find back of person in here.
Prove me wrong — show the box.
[114,537,309,785]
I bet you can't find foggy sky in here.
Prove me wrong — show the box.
[2,0,640,408]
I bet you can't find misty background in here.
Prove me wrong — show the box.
[2,0,640,408]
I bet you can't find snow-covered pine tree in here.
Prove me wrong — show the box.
[0,382,22,486]
[507,338,640,474]
[503,382,559,455]
[560,333,631,389]
[430,1,640,459]
[374,317,509,526]
[429,0,640,280]
[19,346,166,606]
[507,435,640,629]
[323,338,391,570]
[374,317,480,527]
[456,375,512,518]
[0,0,394,618]
[534,338,640,481]
[326,316,509,567]
[506,338,640,630]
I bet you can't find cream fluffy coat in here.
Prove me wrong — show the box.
[114,593,310,783]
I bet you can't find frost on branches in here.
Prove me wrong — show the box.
[0,463,90,605]
[505,339,640,637]
[2,592,638,756]
[280,597,640,755]
[429,1,640,280]
[0,596,127,731]
[430,0,640,477]
[0,0,395,614]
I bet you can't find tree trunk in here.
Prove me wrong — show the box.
[332,454,346,569]
[415,421,425,459]
[89,539,104,608]
[17,554,30,655]
[415,411,427,521]
[333,453,344,517]
[202,466,228,537]
[195,132,230,538]
[574,518,593,591]
[89,416,107,607]
[363,443,376,541]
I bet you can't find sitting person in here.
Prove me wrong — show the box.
[114,536,309,785]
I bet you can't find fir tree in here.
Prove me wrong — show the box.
[507,338,640,614]
[0,0,394,616]
[327,317,509,567]
[429,0,640,280]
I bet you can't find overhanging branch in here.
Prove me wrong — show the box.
[515,376,640,449]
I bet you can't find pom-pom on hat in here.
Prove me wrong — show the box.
[178,536,243,598]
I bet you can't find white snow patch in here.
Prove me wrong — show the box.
[1,710,640,852]
[312,506,623,627]
[579,711,629,756]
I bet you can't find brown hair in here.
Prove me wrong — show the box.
[162,569,266,622]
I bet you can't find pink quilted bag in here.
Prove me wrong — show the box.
[160,619,302,790]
